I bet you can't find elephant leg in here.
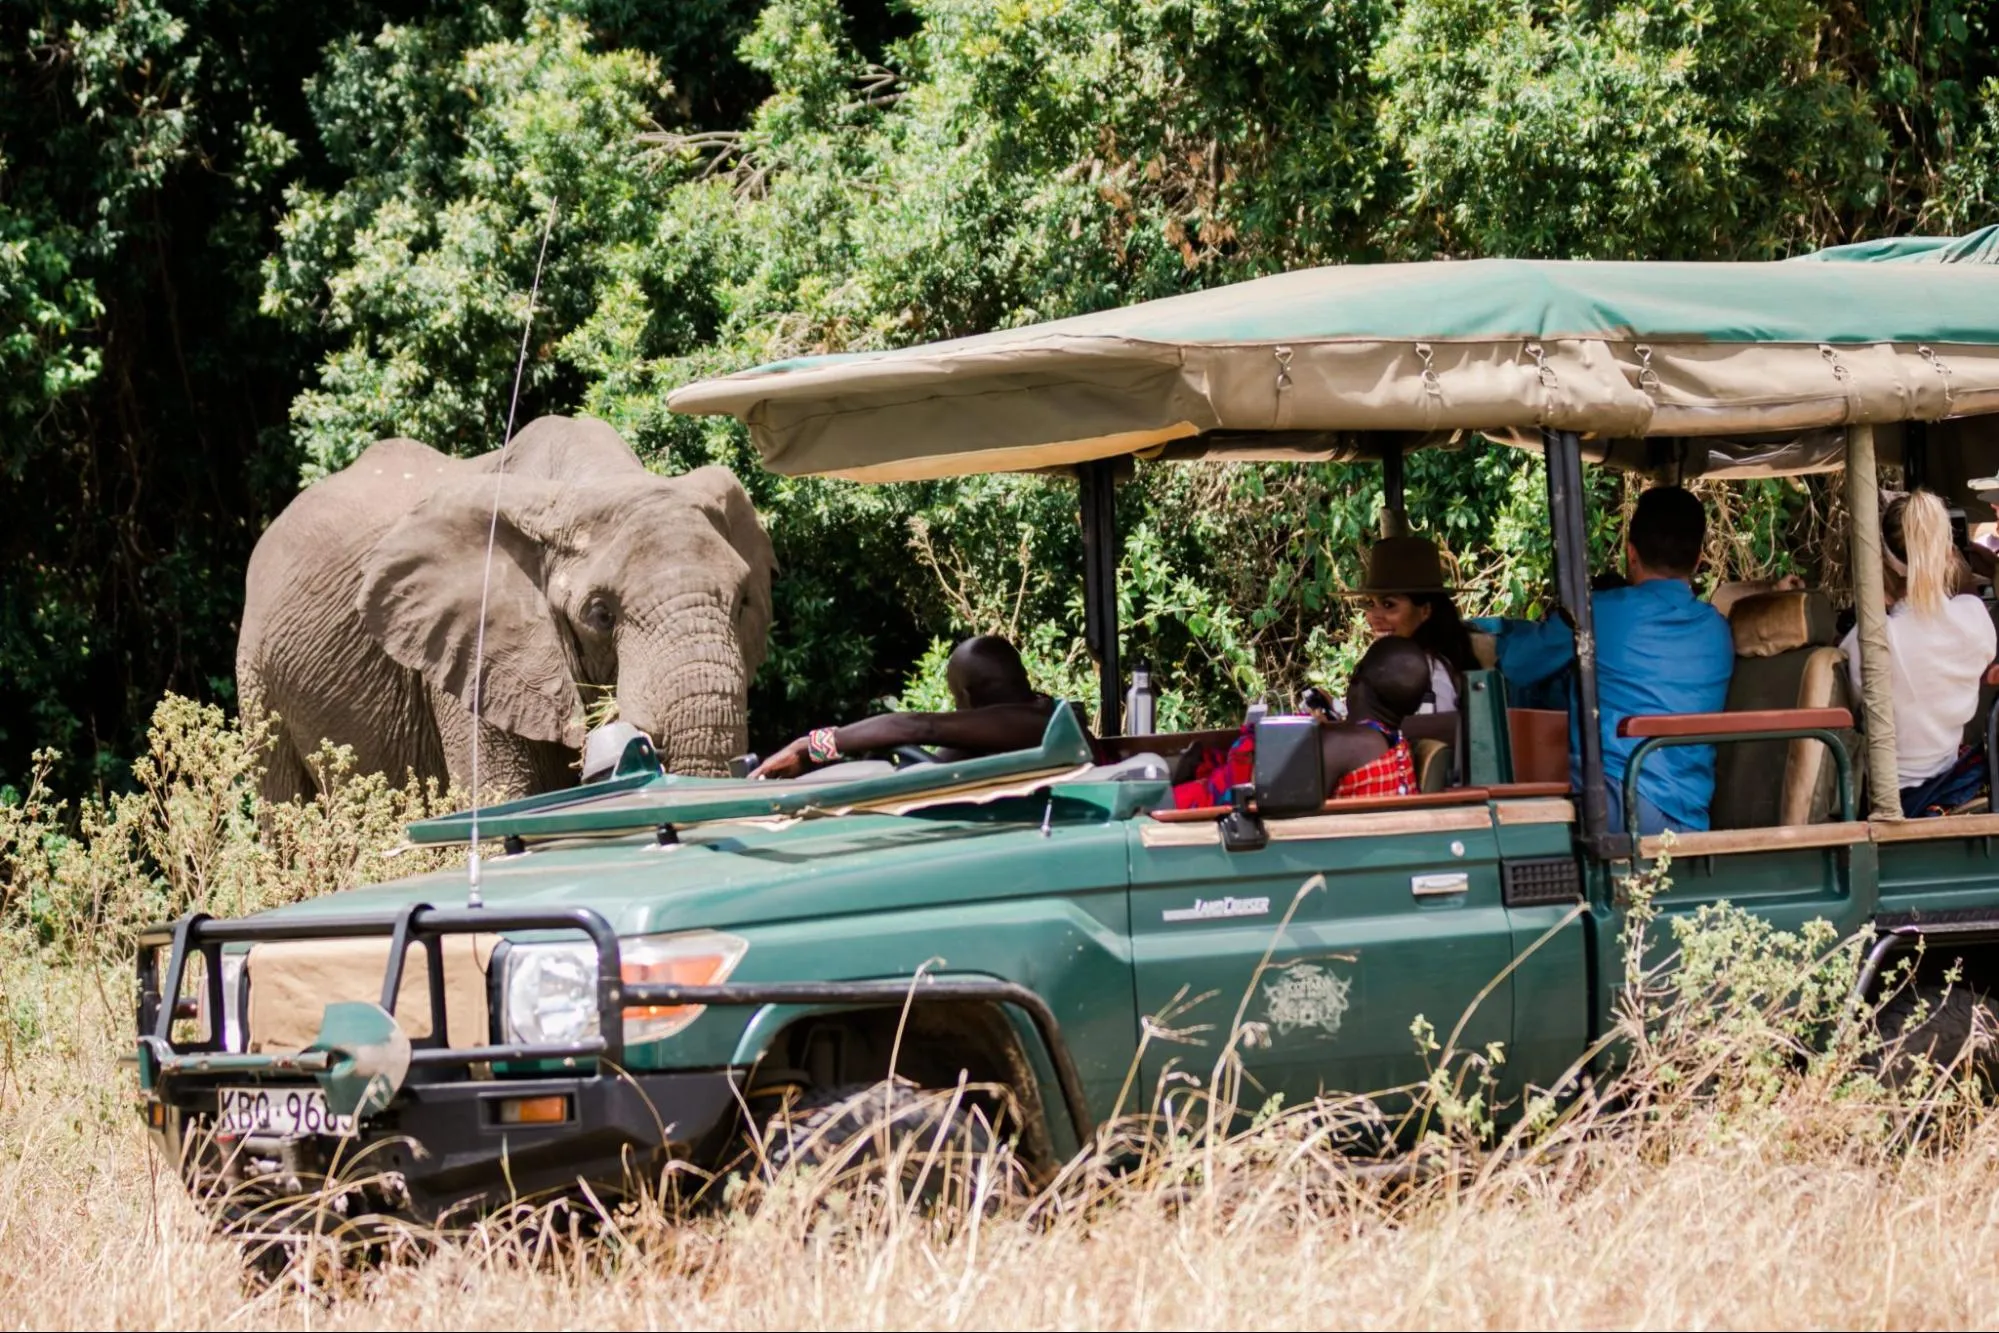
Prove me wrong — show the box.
[239,661,318,807]
[427,683,560,801]
[261,730,317,808]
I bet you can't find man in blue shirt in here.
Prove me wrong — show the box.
[1471,486,1735,835]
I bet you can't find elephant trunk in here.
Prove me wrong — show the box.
[618,619,749,778]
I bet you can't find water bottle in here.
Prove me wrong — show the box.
[1124,662,1158,736]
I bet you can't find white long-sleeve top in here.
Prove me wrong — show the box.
[1842,595,1997,786]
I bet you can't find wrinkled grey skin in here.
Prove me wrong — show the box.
[238,415,773,802]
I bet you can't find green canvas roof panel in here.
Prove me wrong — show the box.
[668,243,1999,482]
[1797,225,1999,266]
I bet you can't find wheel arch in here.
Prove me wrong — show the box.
[1855,919,1999,1005]
[730,992,1080,1173]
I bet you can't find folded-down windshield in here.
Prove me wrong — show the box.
[406,705,1097,846]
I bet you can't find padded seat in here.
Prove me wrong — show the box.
[1411,739,1453,793]
[1710,590,1856,829]
[1402,709,1464,787]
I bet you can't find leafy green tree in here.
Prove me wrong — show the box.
[0,0,382,791]
[14,0,1999,793]
[0,0,763,793]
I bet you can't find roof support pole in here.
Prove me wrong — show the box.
[1543,429,1614,853]
[1846,423,1902,820]
[1079,458,1122,736]
[1379,440,1410,538]
[1904,420,1930,492]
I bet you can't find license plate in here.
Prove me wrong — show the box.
[216,1086,357,1138]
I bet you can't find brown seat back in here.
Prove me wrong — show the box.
[1412,739,1453,794]
[1508,708,1572,786]
[1711,590,1855,829]
[1401,710,1464,787]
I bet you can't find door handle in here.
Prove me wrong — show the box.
[1411,872,1470,898]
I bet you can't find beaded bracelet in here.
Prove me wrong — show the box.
[806,727,841,764]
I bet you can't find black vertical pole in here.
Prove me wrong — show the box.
[1543,429,1613,853]
[1379,440,1407,536]
[1905,419,1930,492]
[1079,459,1122,736]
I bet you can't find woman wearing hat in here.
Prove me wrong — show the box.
[1344,535,1479,714]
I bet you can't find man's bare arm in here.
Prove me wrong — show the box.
[751,702,1054,778]
[830,702,1052,756]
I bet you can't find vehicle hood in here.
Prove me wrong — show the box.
[246,802,1137,938]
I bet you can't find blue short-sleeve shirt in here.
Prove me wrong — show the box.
[1471,579,1734,831]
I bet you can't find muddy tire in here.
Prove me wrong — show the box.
[759,1080,1017,1212]
[1872,982,1999,1089]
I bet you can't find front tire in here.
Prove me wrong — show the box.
[758,1080,1018,1213]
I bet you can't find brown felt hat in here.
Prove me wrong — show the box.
[1341,535,1463,596]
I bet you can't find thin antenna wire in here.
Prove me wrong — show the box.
[466,198,559,907]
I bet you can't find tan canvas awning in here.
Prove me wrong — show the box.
[669,255,1999,481]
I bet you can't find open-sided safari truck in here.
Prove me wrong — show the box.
[135,232,1999,1225]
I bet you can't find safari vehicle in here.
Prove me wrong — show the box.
[135,230,1999,1224]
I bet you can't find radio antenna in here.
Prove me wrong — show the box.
[466,197,559,908]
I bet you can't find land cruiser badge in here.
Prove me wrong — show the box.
[1162,895,1271,923]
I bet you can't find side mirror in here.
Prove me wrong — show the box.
[581,721,660,783]
[1252,715,1324,816]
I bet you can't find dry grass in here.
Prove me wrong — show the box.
[5,700,1999,1329]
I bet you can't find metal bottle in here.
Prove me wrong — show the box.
[1124,662,1158,736]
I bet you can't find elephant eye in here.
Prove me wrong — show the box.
[581,596,616,634]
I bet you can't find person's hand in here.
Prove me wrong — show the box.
[749,736,812,779]
[1773,573,1806,592]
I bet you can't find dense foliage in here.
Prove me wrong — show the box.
[8,0,1999,789]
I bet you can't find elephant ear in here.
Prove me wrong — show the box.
[673,465,775,677]
[357,478,585,747]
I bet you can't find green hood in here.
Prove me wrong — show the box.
[251,789,1146,939]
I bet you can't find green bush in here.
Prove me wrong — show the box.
[9,0,1999,787]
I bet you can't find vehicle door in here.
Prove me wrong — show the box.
[1126,796,1515,1129]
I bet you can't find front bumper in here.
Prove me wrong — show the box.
[150,1068,744,1221]
[135,903,1097,1222]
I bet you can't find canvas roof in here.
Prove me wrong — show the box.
[667,236,1999,482]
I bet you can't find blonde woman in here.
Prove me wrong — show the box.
[1842,490,1998,816]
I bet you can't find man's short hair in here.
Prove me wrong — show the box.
[1629,485,1706,577]
[948,635,1034,706]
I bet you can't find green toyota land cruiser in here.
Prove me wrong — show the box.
[135,232,1999,1223]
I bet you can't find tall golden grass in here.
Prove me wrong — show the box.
[2,698,1996,1330]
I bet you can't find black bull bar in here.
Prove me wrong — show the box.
[136,904,1095,1142]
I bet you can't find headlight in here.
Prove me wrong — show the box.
[503,930,748,1048]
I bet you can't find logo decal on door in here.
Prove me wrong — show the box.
[1263,964,1353,1038]
[1162,895,1271,923]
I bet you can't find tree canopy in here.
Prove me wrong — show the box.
[6,0,1999,791]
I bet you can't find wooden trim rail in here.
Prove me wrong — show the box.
[1617,707,1853,739]
[1486,782,1572,799]
[1150,787,1494,824]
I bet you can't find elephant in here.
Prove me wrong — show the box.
[237,414,773,803]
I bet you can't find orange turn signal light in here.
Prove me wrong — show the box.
[496,1094,571,1126]
[621,953,729,1028]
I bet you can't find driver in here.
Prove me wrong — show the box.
[751,635,1064,778]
